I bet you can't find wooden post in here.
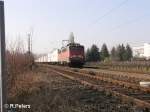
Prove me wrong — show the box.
[0,1,7,112]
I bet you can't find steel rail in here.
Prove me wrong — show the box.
[48,65,150,93]
[39,64,150,108]
[50,68,150,109]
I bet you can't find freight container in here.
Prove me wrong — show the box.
[50,49,59,62]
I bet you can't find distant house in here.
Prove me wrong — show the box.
[132,43,150,60]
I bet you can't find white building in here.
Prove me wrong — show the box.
[133,43,150,59]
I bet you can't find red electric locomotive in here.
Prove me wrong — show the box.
[58,43,85,67]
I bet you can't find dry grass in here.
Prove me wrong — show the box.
[6,39,34,95]
[6,66,145,112]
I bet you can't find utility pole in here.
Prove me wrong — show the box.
[27,32,33,70]
[28,33,31,54]
[0,1,7,112]
[27,30,33,54]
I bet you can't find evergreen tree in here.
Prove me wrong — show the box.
[116,44,122,61]
[110,44,133,61]
[86,43,133,62]
[126,44,133,61]
[100,43,109,61]
[116,44,129,61]
[85,44,100,62]
[121,44,127,61]
[85,48,91,61]
[90,44,100,61]
[111,47,116,61]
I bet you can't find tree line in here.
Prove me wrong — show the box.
[86,43,133,62]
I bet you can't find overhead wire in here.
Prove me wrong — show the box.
[88,0,149,32]
[110,15,149,32]
[90,0,129,26]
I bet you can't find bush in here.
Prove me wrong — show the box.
[6,39,34,92]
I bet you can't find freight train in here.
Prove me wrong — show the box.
[35,33,85,67]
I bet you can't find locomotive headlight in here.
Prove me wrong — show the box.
[79,55,83,58]
[71,55,83,58]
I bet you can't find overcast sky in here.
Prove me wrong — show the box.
[4,0,150,53]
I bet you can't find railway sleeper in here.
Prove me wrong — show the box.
[50,65,150,93]
[46,66,150,110]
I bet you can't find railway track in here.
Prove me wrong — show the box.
[47,65,150,87]
[40,65,150,110]
[80,67,150,84]
[38,64,150,84]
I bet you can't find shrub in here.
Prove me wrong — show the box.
[6,38,34,92]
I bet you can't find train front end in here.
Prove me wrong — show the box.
[69,44,85,66]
